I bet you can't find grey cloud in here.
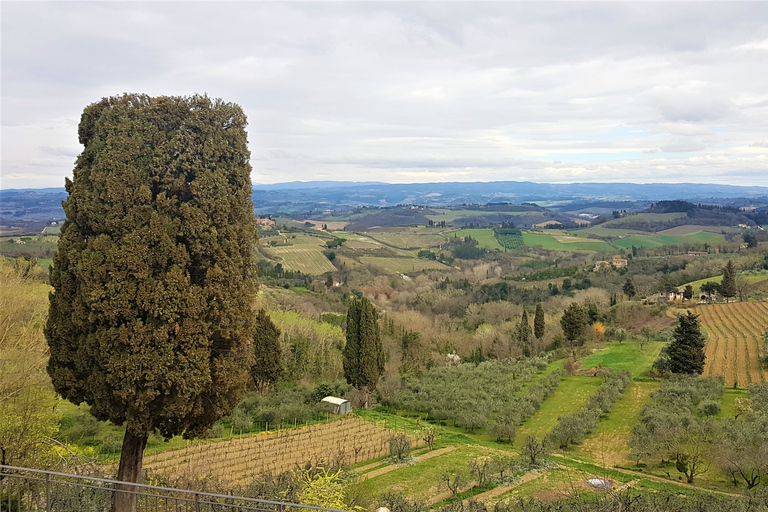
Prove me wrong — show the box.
[660,139,708,153]
[3,3,768,188]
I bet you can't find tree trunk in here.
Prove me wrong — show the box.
[112,431,148,512]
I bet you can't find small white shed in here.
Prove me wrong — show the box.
[321,396,352,415]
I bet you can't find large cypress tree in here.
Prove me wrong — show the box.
[534,303,545,340]
[667,312,706,375]
[45,94,258,511]
[343,297,384,404]
[252,310,282,393]
[720,259,737,303]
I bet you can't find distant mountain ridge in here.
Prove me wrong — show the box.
[2,181,767,234]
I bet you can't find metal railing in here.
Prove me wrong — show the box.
[0,465,349,512]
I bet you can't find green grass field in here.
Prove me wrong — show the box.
[514,376,603,447]
[451,228,504,250]
[360,445,493,500]
[718,388,749,419]
[522,232,614,252]
[579,340,665,378]
[571,381,658,465]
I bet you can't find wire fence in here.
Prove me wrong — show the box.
[0,465,349,512]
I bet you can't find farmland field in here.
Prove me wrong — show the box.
[452,228,504,250]
[693,301,768,386]
[363,227,448,250]
[260,234,336,274]
[522,232,614,252]
[656,224,734,236]
[359,256,449,274]
[143,416,424,487]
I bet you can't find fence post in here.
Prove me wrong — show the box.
[195,492,201,512]
[45,473,51,512]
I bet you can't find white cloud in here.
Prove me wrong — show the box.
[3,3,768,188]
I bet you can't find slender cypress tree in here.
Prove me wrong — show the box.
[343,297,384,401]
[534,303,545,340]
[667,312,706,375]
[252,310,282,393]
[519,309,532,357]
[45,94,258,512]
[720,259,737,303]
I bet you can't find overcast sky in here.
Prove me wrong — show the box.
[2,2,768,189]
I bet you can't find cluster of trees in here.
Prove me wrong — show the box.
[715,383,768,488]
[629,376,724,483]
[256,261,313,288]
[546,369,631,449]
[380,357,551,432]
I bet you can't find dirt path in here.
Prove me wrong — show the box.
[553,455,741,498]
[603,465,741,498]
[360,446,457,480]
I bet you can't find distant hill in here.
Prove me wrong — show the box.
[2,181,767,234]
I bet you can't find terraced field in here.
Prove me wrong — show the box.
[693,301,768,386]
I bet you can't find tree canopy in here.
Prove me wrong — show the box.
[667,312,706,375]
[560,302,589,347]
[720,259,737,302]
[45,94,259,509]
[533,303,545,340]
[252,310,282,393]
[342,297,384,398]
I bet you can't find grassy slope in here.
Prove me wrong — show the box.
[579,340,665,377]
[514,376,603,448]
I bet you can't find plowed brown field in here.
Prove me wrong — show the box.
[692,302,768,387]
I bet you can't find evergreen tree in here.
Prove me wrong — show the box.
[683,284,694,301]
[622,277,636,298]
[252,310,282,393]
[667,312,706,375]
[720,259,737,303]
[519,309,532,357]
[560,303,589,348]
[343,297,384,402]
[534,303,545,339]
[45,94,258,511]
